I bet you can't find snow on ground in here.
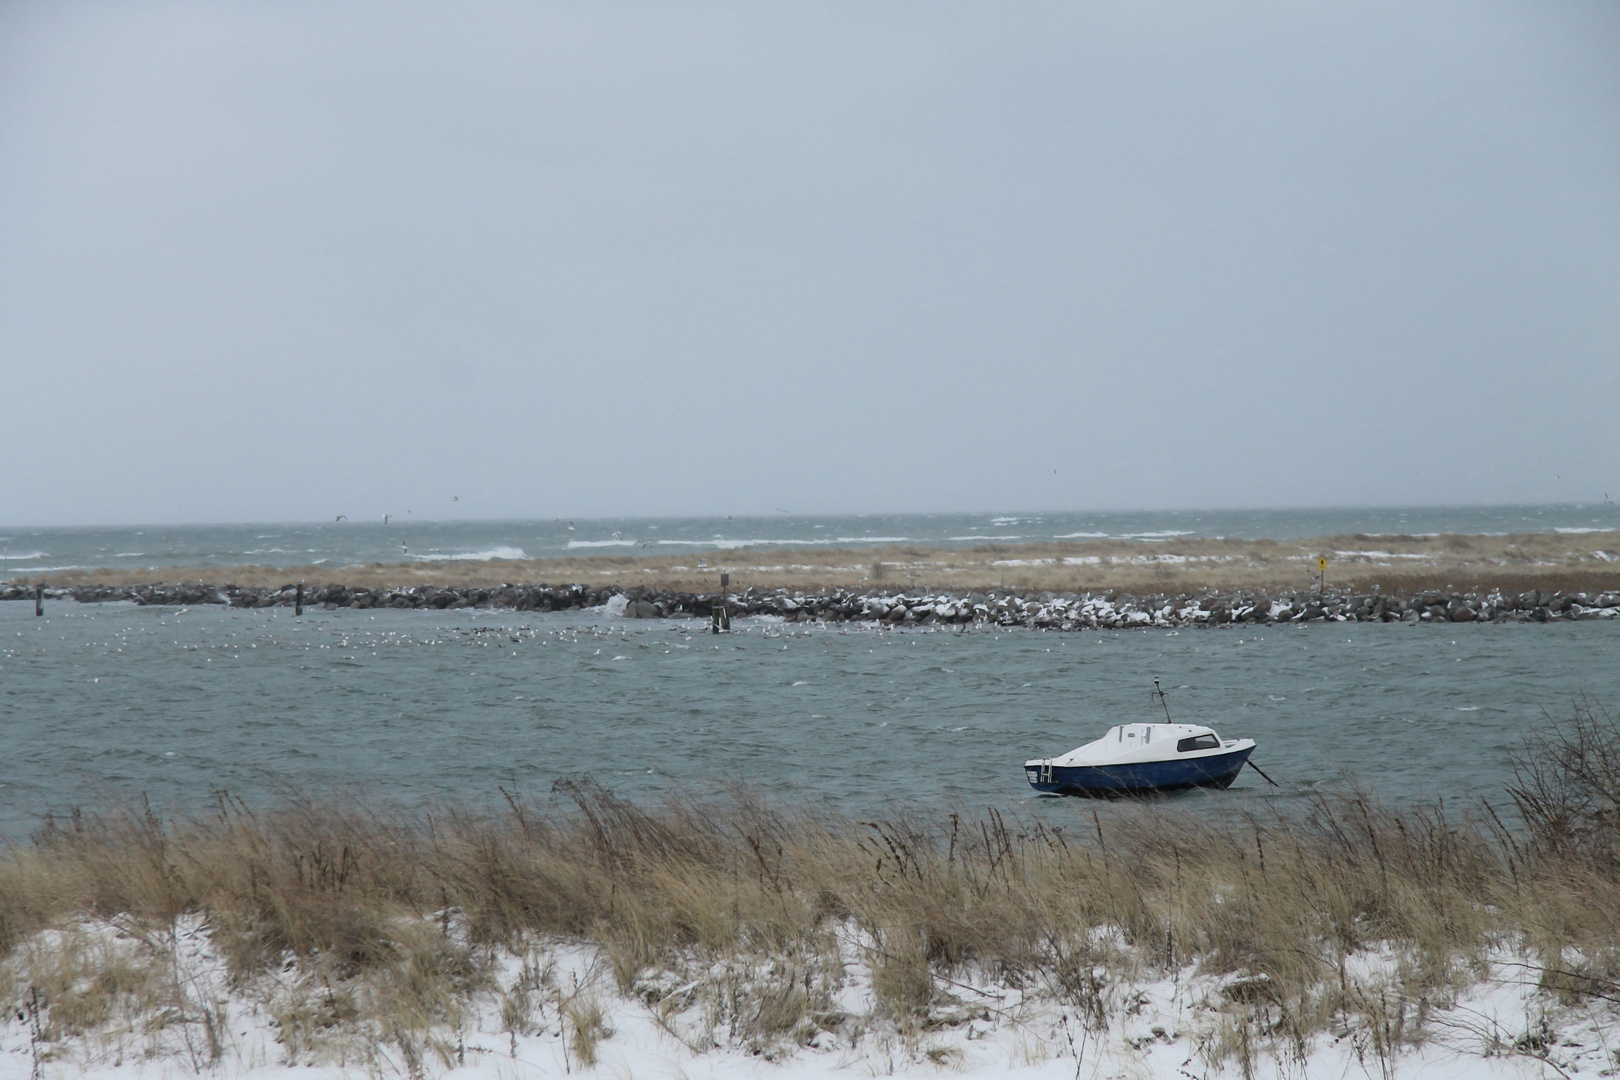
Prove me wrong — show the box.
[1,917,1614,1080]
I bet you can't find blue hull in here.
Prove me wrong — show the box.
[1027,746,1255,796]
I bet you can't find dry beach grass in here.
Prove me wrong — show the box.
[3,703,1620,1074]
[28,530,1620,596]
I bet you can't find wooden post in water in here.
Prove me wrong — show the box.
[34,584,43,617]
[295,582,304,616]
[720,572,731,631]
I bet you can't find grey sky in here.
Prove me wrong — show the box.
[2,1,1617,526]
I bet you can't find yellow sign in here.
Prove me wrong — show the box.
[1317,556,1327,572]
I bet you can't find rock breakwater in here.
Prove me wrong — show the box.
[5,581,1619,627]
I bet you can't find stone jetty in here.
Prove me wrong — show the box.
[4,581,1618,627]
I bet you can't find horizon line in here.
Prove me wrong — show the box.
[3,501,1617,532]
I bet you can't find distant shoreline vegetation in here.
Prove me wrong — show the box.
[3,544,1620,628]
[7,531,1619,599]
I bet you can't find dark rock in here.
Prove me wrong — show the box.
[8,575,1607,632]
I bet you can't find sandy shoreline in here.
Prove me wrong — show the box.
[15,530,1620,595]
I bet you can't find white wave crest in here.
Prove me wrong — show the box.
[654,536,910,549]
[408,546,528,562]
[0,551,49,560]
[567,539,637,548]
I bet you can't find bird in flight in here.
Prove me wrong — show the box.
[335,515,346,522]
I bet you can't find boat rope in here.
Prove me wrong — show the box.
[1246,759,1280,787]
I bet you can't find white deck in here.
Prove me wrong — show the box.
[1025,722,1253,768]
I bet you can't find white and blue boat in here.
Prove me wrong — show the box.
[1023,721,1257,796]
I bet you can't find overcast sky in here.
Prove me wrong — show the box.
[2,1,1617,526]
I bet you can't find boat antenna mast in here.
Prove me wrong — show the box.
[1153,679,1173,723]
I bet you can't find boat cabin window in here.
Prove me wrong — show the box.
[1177,734,1220,752]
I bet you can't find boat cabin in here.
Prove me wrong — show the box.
[1105,723,1225,751]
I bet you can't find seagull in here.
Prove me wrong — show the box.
[568,521,576,530]
[453,496,459,502]
[335,515,346,522]
[613,531,623,540]
[383,514,389,525]
[401,541,409,555]
[776,508,790,514]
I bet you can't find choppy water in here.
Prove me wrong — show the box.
[3,504,1618,579]
[3,598,1616,834]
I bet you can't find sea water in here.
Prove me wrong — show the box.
[2,599,1616,834]
[3,504,1618,578]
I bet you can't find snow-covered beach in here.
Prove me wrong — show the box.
[3,917,1608,1080]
